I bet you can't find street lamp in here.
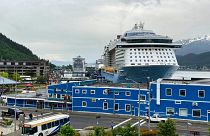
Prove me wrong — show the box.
[147,77,151,131]
[14,70,17,132]
[125,78,141,136]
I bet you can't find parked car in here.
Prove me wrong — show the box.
[146,113,167,123]
[2,108,24,119]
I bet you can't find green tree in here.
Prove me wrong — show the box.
[158,119,178,136]
[88,127,106,136]
[59,125,76,136]
[36,76,46,84]
[112,123,138,136]
[11,72,22,81]
[0,72,9,78]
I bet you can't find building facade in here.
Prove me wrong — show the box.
[72,56,86,77]
[0,60,49,77]
[72,86,149,116]
[150,80,210,122]
[6,79,210,122]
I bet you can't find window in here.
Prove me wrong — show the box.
[42,124,47,130]
[114,92,119,95]
[140,95,146,101]
[82,101,87,107]
[125,104,131,112]
[198,90,205,98]
[55,121,59,126]
[75,89,80,94]
[125,91,131,96]
[49,94,52,98]
[179,89,186,97]
[26,100,33,105]
[192,109,201,117]
[179,108,188,116]
[92,98,96,102]
[57,94,61,99]
[175,101,181,104]
[114,103,119,111]
[52,122,55,127]
[165,88,172,96]
[82,89,87,94]
[47,122,52,128]
[103,89,109,95]
[91,90,95,94]
[166,107,174,115]
[103,102,108,110]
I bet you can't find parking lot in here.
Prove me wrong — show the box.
[0,106,209,136]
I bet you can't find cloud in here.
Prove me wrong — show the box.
[0,0,210,64]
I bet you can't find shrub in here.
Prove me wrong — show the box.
[59,125,76,136]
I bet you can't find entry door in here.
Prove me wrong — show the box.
[208,111,210,122]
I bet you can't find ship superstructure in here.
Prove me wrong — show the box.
[102,23,182,83]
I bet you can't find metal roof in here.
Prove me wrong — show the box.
[0,76,19,85]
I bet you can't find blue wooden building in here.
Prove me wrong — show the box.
[72,86,149,116]
[5,78,210,122]
[150,79,210,122]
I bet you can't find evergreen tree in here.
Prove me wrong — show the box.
[158,119,178,136]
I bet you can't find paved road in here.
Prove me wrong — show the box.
[1,106,209,136]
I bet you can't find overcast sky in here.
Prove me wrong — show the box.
[0,0,210,65]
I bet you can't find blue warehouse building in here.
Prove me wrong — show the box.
[150,79,210,122]
[72,86,149,116]
[5,78,210,122]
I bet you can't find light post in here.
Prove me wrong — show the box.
[187,121,192,136]
[138,83,141,136]
[14,70,17,132]
[125,78,141,136]
[147,77,151,131]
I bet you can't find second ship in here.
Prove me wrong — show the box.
[101,23,182,83]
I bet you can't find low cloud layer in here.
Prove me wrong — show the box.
[0,0,210,64]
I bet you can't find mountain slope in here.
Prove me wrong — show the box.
[177,51,210,67]
[0,33,39,61]
[175,35,210,56]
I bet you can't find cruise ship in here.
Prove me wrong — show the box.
[101,23,182,83]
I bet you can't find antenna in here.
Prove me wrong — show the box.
[139,22,144,30]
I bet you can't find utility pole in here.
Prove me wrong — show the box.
[14,70,17,132]
[138,83,141,136]
[147,77,151,131]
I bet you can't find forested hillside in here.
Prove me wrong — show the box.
[0,33,39,61]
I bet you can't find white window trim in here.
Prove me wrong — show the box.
[165,88,172,96]
[125,104,131,112]
[175,100,181,104]
[192,109,201,118]
[75,89,80,94]
[125,91,131,96]
[179,108,188,117]
[91,90,95,94]
[103,102,108,110]
[82,89,87,94]
[198,90,205,98]
[82,101,87,107]
[166,107,174,115]
[114,103,119,111]
[114,92,119,95]
[179,89,186,97]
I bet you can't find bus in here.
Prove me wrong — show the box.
[22,114,70,136]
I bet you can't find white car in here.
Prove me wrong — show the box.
[146,114,167,123]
